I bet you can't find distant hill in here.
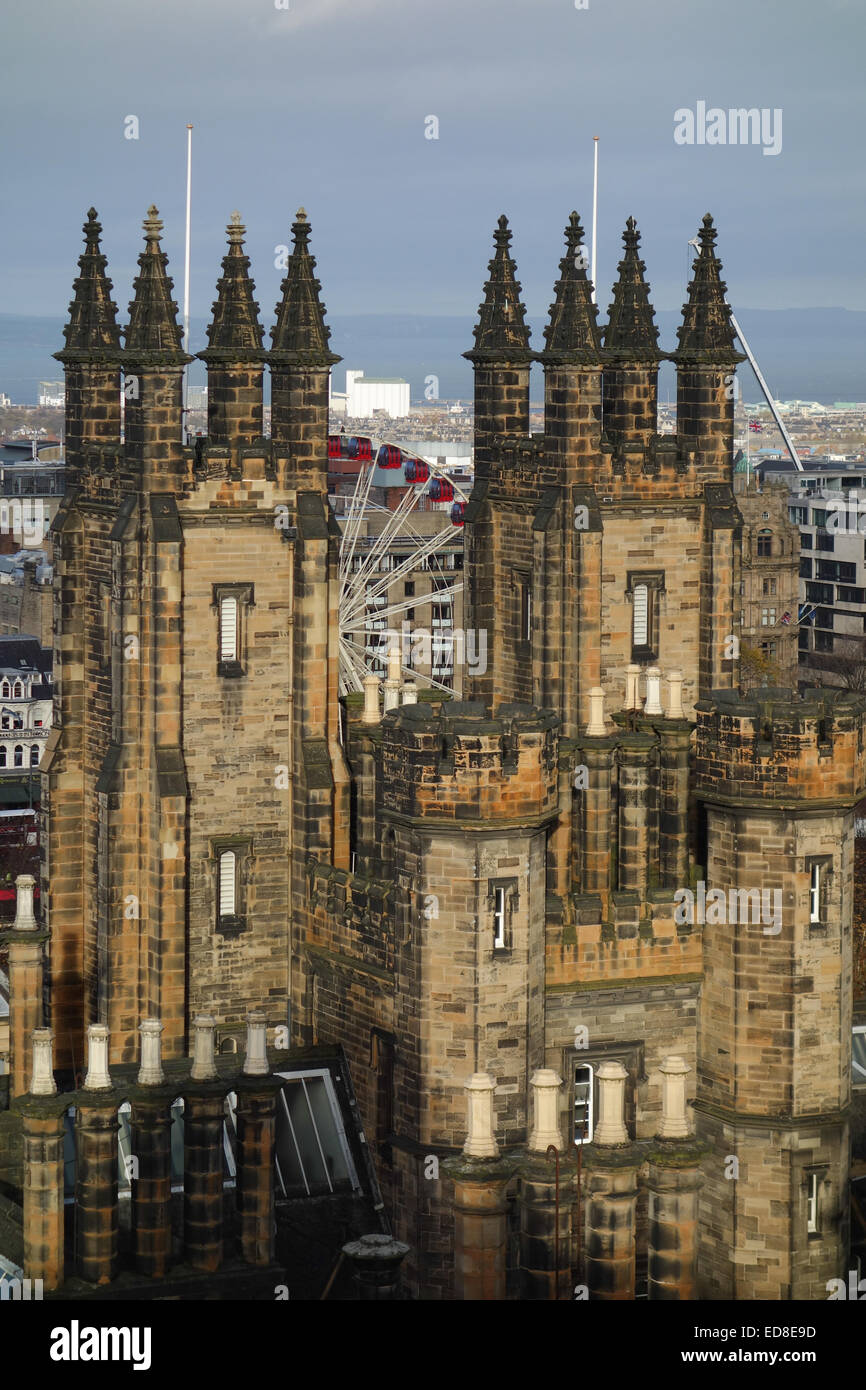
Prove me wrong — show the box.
[2,308,863,407]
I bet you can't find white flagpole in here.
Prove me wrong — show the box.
[183,123,193,431]
[590,135,599,305]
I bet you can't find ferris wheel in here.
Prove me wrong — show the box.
[333,434,472,697]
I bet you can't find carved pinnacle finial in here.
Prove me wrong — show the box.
[603,215,660,360]
[55,206,122,362]
[674,213,742,365]
[465,215,532,362]
[541,212,603,363]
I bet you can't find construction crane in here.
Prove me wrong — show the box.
[685,235,803,471]
[728,309,804,472]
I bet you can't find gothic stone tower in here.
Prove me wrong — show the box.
[694,688,866,1299]
[464,211,744,744]
[45,207,348,1069]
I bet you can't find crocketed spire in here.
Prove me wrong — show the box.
[199,212,265,361]
[541,213,604,364]
[55,208,122,364]
[124,205,189,363]
[603,217,660,363]
[269,209,340,366]
[674,214,743,365]
[464,215,532,363]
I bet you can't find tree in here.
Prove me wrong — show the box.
[809,634,866,693]
[738,642,780,694]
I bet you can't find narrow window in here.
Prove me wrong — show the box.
[13,744,23,768]
[219,849,237,918]
[220,596,238,663]
[519,581,532,643]
[632,583,649,647]
[493,887,506,950]
[806,1173,819,1234]
[0,747,6,768]
[29,744,39,767]
[574,1063,594,1145]
[809,863,821,924]
[757,529,773,558]
[214,583,254,678]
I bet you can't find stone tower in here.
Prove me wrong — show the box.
[40,202,864,1302]
[45,207,349,1071]
[694,687,866,1299]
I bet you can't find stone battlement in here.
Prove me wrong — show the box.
[695,686,866,804]
[378,700,559,825]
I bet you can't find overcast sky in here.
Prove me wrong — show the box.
[5,0,864,329]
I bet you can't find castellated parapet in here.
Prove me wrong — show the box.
[378,700,560,826]
[693,687,866,1300]
[695,686,866,806]
[374,703,560,1160]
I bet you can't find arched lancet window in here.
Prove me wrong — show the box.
[30,744,39,767]
[0,746,6,768]
[0,682,9,698]
[218,849,237,918]
[219,597,238,663]
[13,744,24,767]
[632,583,650,646]
[12,682,23,698]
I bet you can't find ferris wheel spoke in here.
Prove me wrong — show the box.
[341,634,456,695]
[340,584,463,635]
[336,434,466,697]
[339,460,378,596]
[341,528,459,628]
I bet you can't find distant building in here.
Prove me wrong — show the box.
[0,550,53,644]
[754,458,866,687]
[0,455,64,556]
[734,464,800,689]
[37,381,65,408]
[0,636,52,774]
[0,394,10,410]
[344,370,410,419]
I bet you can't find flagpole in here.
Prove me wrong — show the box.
[183,124,193,434]
[590,136,599,305]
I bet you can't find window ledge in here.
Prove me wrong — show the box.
[217,914,247,938]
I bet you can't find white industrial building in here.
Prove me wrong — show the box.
[37,382,65,408]
[330,370,410,420]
